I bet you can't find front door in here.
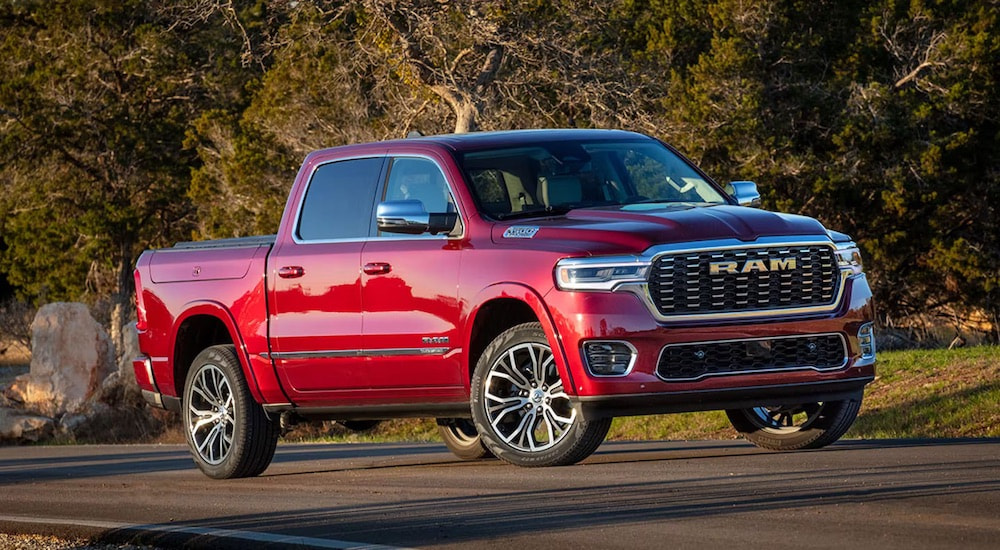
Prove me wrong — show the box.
[361,156,466,396]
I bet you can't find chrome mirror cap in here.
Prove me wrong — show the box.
[726,181,762,207]
[377,200,431,234]
[377,200,458,235]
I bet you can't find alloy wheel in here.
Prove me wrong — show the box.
[482,342,576,452]
[747,402,825,434]
[186,364,236,465]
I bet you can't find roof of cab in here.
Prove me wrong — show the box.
[304,128,653,162]
[406,128,651,151]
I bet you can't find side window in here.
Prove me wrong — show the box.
[384,157,456,214]
[297,157,383,241]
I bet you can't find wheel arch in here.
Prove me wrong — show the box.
[465,284,577,395]
[171,302,262,402]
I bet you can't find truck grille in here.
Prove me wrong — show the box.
[647,245,839,316]
[656,334,847,381]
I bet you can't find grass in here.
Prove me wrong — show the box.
[284,345,1000,444]
[846,345,1000,438]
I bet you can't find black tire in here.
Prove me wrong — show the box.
[339,420,381,432]
[470,322,611,467]
[183,345,279,479]
[436,418,493,460]
[725,392,863,451]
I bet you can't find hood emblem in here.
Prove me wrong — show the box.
[710,258,797,275]
[503,226,539,239]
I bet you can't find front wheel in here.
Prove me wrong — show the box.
[471,322,611,467]
[726,393,863,451]
[183,345,279,479]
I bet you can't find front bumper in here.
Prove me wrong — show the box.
[572,376,872,420]
[546,273,877,409]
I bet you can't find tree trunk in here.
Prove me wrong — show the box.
[453,100,478,134]
[110,240,136,365]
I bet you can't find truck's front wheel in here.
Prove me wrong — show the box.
[471,322,610,467]
[183,345,279,479]
[726,393,863,451]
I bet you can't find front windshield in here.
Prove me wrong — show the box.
[458,139,727,220]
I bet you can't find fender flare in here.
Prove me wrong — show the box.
[171,301,265,403]
[465,283,578,396]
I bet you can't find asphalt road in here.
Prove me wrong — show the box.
[1,438,998,549]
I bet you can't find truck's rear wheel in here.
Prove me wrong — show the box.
[436,418,493,460]
[471,322,610,467]
[183,345,278,479]
[726,393,863,451]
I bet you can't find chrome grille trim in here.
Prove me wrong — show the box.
[655,333,849,382]
[649,244,839,315]
[612,236,850,323]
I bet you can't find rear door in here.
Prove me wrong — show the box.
[267,156,385,397]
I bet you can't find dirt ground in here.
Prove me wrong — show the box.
[0,533,162,550]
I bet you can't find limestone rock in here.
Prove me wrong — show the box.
[0,407,54,443]
[11,302,115,417]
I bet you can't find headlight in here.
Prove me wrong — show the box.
[835,242,863,275]
[554,257,650,291]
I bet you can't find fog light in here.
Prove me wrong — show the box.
[583,341,636,376]
[858,323,876,361]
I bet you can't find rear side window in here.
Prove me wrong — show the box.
[297,157,383,241]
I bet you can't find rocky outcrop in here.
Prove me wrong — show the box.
[1,305,166,444]
[58,321,164,441]
[7,303,115,418]
[0,407,53,442]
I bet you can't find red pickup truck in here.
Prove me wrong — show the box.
[133,129,876,478]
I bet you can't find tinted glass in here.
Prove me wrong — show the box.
[459,140,726,219]
[298,157,383,240]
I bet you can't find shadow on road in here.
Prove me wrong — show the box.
[0,442,452,485]
[0,448,193,484]
[106,444,1000,548]
[44,438,998,548]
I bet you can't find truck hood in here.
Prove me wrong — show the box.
[491,204,830,255]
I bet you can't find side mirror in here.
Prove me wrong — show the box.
[376,200,458,235]
[726,181,761,207]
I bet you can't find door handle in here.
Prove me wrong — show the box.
[278,266,305,279]
[363,262,392,275]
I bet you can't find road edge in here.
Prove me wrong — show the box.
[0,514,404,550]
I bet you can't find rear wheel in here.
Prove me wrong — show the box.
[436,418,492,460]
[726,393,863,451]
[471,322,611,467]
[183,345,279,479]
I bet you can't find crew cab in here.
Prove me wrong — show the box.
[133,129,876,478]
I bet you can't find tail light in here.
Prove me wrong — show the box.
[134,268,148,332]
